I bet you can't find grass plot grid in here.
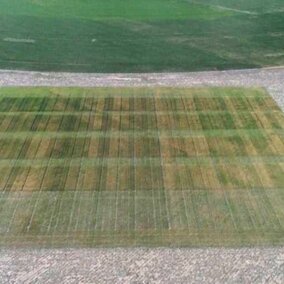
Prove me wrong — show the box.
[0,87,284,247]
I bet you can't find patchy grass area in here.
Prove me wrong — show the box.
[0,0,283,72]
[0,87,284,247]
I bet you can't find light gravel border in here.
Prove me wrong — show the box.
[0,67,283,283]
[1,67,284,111]
[0,248,283,284]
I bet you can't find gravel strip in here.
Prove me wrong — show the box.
[0,67,283,283]
[0,248,284,284]
[0,67,284,111]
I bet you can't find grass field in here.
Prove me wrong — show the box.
[0,0,284,72]
[0,87,283,247]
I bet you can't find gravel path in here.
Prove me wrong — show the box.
[1,67,284,110]
[0,67,283,283]
[0,248,284,284]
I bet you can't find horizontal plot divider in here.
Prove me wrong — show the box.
[0,156,284,167]
[0,129,283,138]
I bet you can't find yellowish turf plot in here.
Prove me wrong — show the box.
[0,87,284,247]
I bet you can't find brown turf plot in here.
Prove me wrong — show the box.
[0,87,283,247]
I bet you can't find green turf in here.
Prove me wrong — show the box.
[0,0,283,72]
[0,87,283,247]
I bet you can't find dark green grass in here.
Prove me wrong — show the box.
[0,0,283,72]
[0,87,284,247]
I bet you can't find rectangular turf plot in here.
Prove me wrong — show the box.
[0,87,284,247]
